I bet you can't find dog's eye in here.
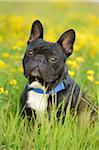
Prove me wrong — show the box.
[28,51,33,56]
[49,57,57,62]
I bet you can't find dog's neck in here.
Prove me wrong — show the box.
[26,69,73,113]
[26,80,66,113]
[27,80,66,95]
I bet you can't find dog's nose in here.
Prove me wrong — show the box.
[31,66,40,77]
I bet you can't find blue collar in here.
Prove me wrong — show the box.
[28,81,65,95]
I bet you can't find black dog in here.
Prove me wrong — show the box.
[20,20,96,122]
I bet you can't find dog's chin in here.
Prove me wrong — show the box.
[28,76,51,89]
[29,76,44,85]
[28,74,63,91]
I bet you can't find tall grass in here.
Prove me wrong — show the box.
[0,94,98,150]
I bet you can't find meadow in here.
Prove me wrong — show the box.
[0,1,99,150]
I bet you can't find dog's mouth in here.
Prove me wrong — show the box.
[26,68,64,90]
[27,68,49,87]
[29,76,44,85]
[26,68,44,85]
[28,73,63,91]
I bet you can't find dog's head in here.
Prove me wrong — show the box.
[23,20,75,88]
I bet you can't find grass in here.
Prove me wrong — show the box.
[0,1,99,150]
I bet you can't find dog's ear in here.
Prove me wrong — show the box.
[27,20,43,44]
[57,29,75,57]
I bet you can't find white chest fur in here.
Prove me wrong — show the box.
[27,82,49,113]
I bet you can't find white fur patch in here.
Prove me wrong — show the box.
[27,82,49,113]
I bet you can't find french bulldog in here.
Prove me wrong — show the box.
[20,20,96,122]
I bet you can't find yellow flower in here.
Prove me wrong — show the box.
[67,60,79,69]
[87,75,94,82]
[75,57,85,63]
[68,70,75,78]
[0,87,8,95]
[0,87,4,94]
[0,60,7,68]
[10,79,17,86]
[94,81,99,85]
[2,52,10,58]
[87,70,94,75]
[67,60,72,65]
